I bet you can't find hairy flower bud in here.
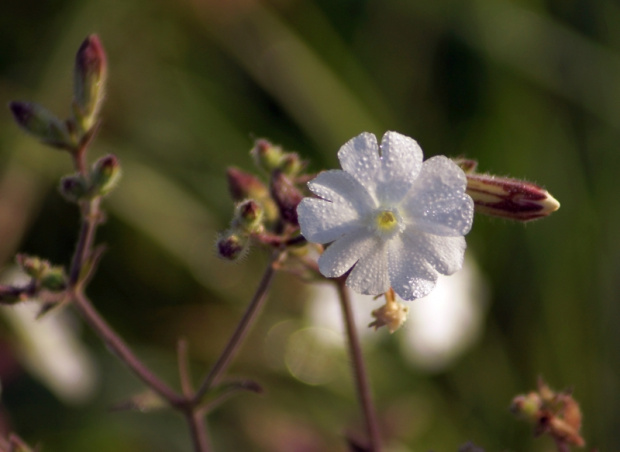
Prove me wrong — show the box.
[233,200,264,234]
[40,266,67,291]
[279,152,304,177]
[465,173,560,221]
[251,139,283,173]
[226,167,269,201]
[270,170,303,226]
[9,101,73,149]
[73,34,107,132]
[59,174,89,203]
[17,254,51,280]
[91,154,121,196]
[216,231,249,261]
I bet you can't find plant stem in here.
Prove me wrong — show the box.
[194,250,280,403]
[336,278,382,452]
[68,196,184,406]
[71,288,184,406]
[185,409,211,452]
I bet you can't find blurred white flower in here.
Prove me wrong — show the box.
[0,270,97,404]
[306,257,488,372]
[297,131,473,300]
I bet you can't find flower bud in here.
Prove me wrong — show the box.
[59,174,89,203]
[16,254,50,279]
[73,34,107,132]
[91,154,121,196]
[40,266,67,291]
[270,170,303,226]
[216,231,249,261]
[510,392,542,421]
[279,152,304,177]
[9,101,73,149]
[251,138,283,173]
[465,173,560,221]
[233,199,264,234]
[226,167,269,201]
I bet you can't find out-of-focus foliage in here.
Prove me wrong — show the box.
[1,0,619,450]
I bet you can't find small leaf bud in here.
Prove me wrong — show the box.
[216,231,249,261]
[9,101,73,149]
[226,167,269,201]
[91,154,121,196]
[466,173,560,221]
[251,138,283,173]
[270,170,303,226]
[59,174,89,202]
[73,34,107,133]
[233,200,264,234]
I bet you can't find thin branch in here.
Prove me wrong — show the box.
[71,288,184,406]
[185,409,211,452]
[194,250,280,403]
[335,278,382,452]
[178,338,194,397]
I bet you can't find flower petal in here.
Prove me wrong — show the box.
[297,198,361,244]
[400,229,466,276]
[346,240,390,295]
[337,132,380,199]
[387,235,438,300]
[402,156,474,236]
[318,229,378,278]
[307,170,376,215]
[375,131,423,205]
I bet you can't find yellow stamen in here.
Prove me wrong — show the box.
[376,210,398,231]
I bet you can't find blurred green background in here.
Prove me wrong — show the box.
[1,0,619,450]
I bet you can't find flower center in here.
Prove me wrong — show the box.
[376,210,397,230]
[372,208,404,239]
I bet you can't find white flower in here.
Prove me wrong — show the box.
[297,131,474,300]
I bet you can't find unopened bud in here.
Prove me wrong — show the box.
[40,266,67,291]
[279,152,304,177]
[226,167,269,201]
[466,173,560,221]
[9,101,73,149]
[510,393,542,421]
[59,174,89,202]
[16,254,50,279]
[251,139,283,173]
[270,170,303,226]
[73,34,107,132]
[369,289,409,333]
[91,154,121,196]
[233,200,264,234]
[216,231,249,261]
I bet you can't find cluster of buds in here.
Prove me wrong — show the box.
[511,378,585,448]
[0,255,67,305]
[59,154,121,202]
[216,139,307,260]
[455,159,560,222]
[9,34,107,154]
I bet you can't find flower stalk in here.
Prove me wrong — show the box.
[336,277,382,452]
